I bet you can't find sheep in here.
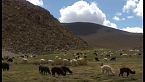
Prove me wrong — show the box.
[100,64,115,75]
[119,67,135,77]
[2,62,9,71]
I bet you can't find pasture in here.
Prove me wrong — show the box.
[2,48,143,82]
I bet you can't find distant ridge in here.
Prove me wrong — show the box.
[62,22,143,49]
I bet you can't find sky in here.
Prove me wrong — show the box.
[26,0,143,33]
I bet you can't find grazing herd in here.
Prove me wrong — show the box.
[2,49,142,79]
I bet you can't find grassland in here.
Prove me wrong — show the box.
[2,48,143,82]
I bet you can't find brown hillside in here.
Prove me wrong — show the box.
[2,0,88,55]
[63,22,143,49]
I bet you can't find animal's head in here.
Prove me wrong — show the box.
[132,70,136,74]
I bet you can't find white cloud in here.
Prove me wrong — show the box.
[59,1,117,28]
[121,27,143,33]
[26,0,43,6]
[127,16,134,19]
[123,0,138,13]
[134,0,143,17]
[103,20,117,29]
[113,16,120,21]
[123,0,143,18]
[116,12,122,16]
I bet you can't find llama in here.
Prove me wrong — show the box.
[119,67,135,77]
[100,64,115,75]
[39,65,51,75]
[51,67,66,77]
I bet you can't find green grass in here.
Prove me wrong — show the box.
[2,49,143,82]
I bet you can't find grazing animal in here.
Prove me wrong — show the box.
[101,64,115,75]
[39,65,51,75]
[119,67,135,77]
[94,57,99,61]
[110,57,116,61]
[61,66,72,74]
[51,67,66,77]
[2,62,9,71]
[7,58,13,62]
[103,58,108,61]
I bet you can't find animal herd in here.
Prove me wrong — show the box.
[2,49,142,78]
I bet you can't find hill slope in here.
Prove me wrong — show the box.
[63,22,143,49]
[2,0,88,55]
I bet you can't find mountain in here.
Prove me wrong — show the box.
[2,0,88,55]
[62,22,143,49]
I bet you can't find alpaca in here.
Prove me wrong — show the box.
[2,62,9,71]
[51,67,66,77]
[61,66,72,74]
[119,67,135,77]
[39,65,51,75]
[101,64,115,75]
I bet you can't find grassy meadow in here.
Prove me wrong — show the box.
[2,48,143,82]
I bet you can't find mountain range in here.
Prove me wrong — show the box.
[63,22,143,49]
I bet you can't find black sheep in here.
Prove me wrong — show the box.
[2,62,9,71]
[51,67,66,77]
[39,65,51,75]
[119,67,135,77]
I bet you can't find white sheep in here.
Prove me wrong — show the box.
[101,64,115,75]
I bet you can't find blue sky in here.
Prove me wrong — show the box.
[26,0,143,33]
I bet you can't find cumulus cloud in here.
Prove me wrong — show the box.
[121,27,143,33]
[26,0,43,6]
[123,0,143,18]
[59,1,117,28]
[113,16,120,21]
[103,20,117,28]
[133,0,143,17]
[123,0,138,13]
